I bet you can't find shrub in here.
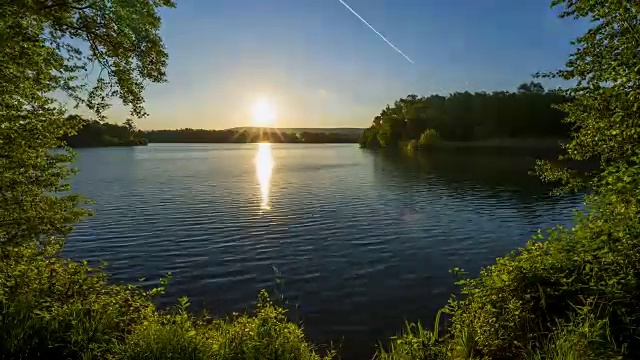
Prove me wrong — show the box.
[0,244,328,360]
[381,0,640,358]
[376,311,448,360]
[379,201,639,360]
[418,129,439,149]
[404,139,419,153]
[116,291,327,360]
[526,306,621,360]
[378,160,640,360]
[445,210,640,359]
[0,243,155,359]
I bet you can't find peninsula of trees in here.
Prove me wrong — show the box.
[359,82,570,150]
[63,115,148,147]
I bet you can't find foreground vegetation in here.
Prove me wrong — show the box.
[0,1,326,359]
[1,0,639,359]
[0,243,326,359]
[376,0,640,359]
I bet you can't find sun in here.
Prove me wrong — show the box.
[251,98,276,126]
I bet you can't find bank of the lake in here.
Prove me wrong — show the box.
[68,138,149,148]
[63,116,149,148]
[143,128,360,144]
[64,143,580,359]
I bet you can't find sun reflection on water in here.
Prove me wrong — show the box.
[255,143,274,210]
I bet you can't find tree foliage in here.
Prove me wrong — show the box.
[380,1,640,358]
[0,4,333,359]
[359,82,570,149]
[418,129,439,148]
[0,0,174,246]
[536,0,640,194]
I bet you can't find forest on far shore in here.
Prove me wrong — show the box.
[63,118,360,147]
[63,115,148,148]
[359,82,570,149]
[65,82,569,149]
[143,128,358,143]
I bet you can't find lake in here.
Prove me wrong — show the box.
[65,143,581,359]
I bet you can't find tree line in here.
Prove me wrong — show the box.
[143,128,358,144]
[63,115,148,147]
[63,121,360,147]
[359,82,571,149]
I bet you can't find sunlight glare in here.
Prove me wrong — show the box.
[255,143,274,210]
[251,98,276,126]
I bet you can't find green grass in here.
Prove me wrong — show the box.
[526,307,621,360]
[0,243,329,360]
[375,311,448,360]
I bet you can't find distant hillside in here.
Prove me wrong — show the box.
[229,127,365,137]
[144,127,362,144]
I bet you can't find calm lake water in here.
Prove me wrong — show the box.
[65,143,581,359]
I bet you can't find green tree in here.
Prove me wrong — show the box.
[418,129,439,148]
[0,0,175,247]
[123,118,137,139]
[537,0,640,195]
[359,83,570,148]
[380,2,640,358]
[517,81,545,94]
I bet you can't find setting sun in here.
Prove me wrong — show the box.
[251,98,276,126]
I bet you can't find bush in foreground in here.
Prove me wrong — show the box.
[0,243,327,360]
[116,293,325,360]
[378,0,640,357]
[377,210,637,359]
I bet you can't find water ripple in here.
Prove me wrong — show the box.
[66,144,580,359]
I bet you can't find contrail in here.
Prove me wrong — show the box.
[337,0,414,64]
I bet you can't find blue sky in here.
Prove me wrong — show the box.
[125,0,587,130]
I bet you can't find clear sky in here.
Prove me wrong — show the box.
[122,0,587,130]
